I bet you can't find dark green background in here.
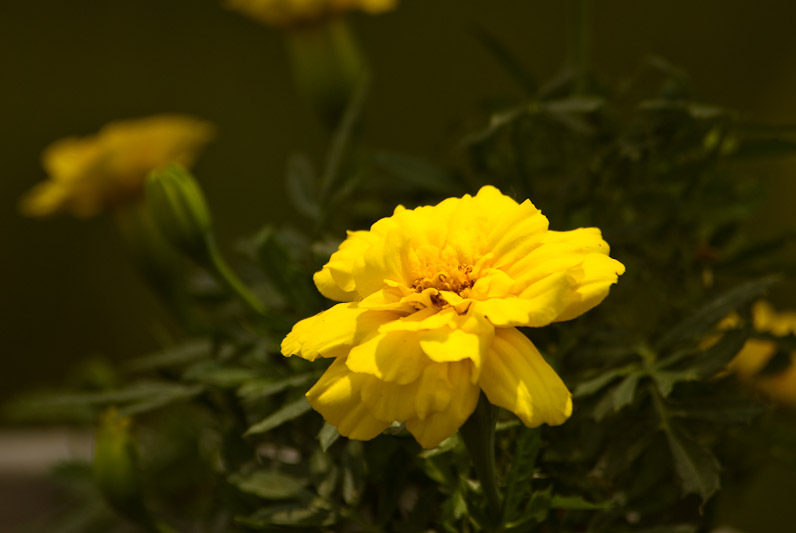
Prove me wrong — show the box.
[3,0,796,397]
[3,2,796,530]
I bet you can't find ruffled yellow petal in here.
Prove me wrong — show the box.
[281,303,397,361]
[346,331,428,384]
[314,230,375,301]
[479,327,572,427]
[405,361,479,448]
[554,254,626,322]
[473,272,573,327]
[306,358,391,440]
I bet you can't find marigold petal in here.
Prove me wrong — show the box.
[346,331,428,384]
[360,376,421,422]
[405,362,479,448]
[281,303,397,361]
[474,272,573,327]
[553,253,626,322]
[306,358,391,440]
[479,327,572,427]
[315,230,374,301]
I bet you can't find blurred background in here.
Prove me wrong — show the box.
[2,0,796,530]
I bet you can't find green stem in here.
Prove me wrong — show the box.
[459,394,502,524]
[202,237,266,317]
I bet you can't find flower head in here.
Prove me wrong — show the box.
[728,301,796,407]
[225,0,396,28]
[282,186,625,448]
[20,114,214,218]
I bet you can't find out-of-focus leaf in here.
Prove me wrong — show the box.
[318,423,340,453]
[473,26,537,94]
[245,397,313,436]
[370,151,460,194]
[613,373,641,411]
[504,487,551,531]
[669,395,765,423]
[651,370,695,398]
[656,276,779,350]
[549,494,613,510]
[573,365,635,398]
[238,372,318,402]
[285,154,320,220]
[690,327,749,378]
[664,424,721,502]
[229,470,308,500]
[182,363,259,388]
[237,500,335,528]
[502,427,541,522]
[123,340,211,373]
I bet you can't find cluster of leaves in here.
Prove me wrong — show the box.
[8,31,796,533]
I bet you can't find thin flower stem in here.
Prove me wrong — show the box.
[460,394,502,524]
[203,237,266,318]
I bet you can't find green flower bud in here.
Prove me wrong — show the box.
[93,408,150,525]
[145,164,212,263]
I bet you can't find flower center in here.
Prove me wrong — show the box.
[409,245,477,308]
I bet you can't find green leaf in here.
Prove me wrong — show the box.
[182,363,259,388]
[285,153,320,220]
[504,487,551,531]
[691,327,749,378]
[229,470,308,500]
[664,424,721,502]
[370,151,460,194]
[651,369,696,398]
[656,276,779,350]
[730,138,796,159]
[472,26,537,94]
[502,428,541,522]
[318,423,340,453]
[573,365,634,398]
[237,500,335,528]
[237,372,318,402]
[123,340,211,372]
[245,396,313,436]
[549,494,613,510]
[612,373,641,411]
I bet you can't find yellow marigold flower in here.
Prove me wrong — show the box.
[282,186,625,448]
[728,301,796,407]
[20,115,214,218]
[226,0,396,27]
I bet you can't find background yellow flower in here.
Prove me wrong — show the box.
[20,114,214,218]
[283,186,625,448]
[225,0,396,27]
[728,301,796,407]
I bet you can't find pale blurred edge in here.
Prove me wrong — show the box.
[0,429,92,475]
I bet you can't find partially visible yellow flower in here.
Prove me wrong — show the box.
[226,0,396,27]
[282,186,625,448]
[20,115,214,218]
[728,301,796,407]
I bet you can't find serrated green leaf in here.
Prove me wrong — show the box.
[502,427,541,522]
[504,487,551,531]
[573,365,634,398]
[245,397,313,436]
[656,276,779,350]
[651,369,696,397]
[613,373,640,411]
[229,470,308,500]
[664,424,721,502]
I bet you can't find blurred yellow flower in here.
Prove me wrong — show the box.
[282,186,625,448]
[20,115,214,218]
[728,301,796,407]
[226,0,396,27]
